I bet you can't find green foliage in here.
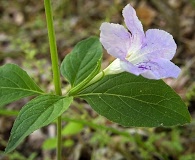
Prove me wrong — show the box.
[42,122,83,150]
[0,64,43,106]
[42,137,75,150]
[78,72,191,127]
[5,95,73,153]
[0,64,44,106]
[179,154,195,160]
[42,138,57,150]
[0,109,18,116]
[62,122,83,136]
[60,36,102,90]
[90,130,111,147]
[0,151,37,160]
[63,139,74,147]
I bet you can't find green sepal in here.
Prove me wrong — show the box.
[68,57,102,96]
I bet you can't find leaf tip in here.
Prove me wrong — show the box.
[4,146,11,154]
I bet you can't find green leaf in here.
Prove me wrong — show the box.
[62,122,83,136]
[0,64,44,106]
[78,73,191,127]
[63,139,74,147]
[5,95,73,153]
[43,138,74,149]
[42,138,57,150]
[60,36,102,87]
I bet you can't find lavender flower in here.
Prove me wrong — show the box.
[100,4,180,79]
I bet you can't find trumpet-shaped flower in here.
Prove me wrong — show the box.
[100,4,180,79]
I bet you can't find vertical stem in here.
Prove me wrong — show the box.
[44,0,62,160]
[44,0,61,95]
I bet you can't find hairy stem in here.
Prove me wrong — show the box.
[44,0,62,159]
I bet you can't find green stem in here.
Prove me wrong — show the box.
[44,0,62,160]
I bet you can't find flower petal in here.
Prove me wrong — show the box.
[120,60,144,76]
[100,22,131,60]
[121,58,180,79]
[122,4,144,38]
[140,29,177,60]
[127,33,144,58]
[139,58,181,79]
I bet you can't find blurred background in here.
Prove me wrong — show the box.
[0,0,195,159]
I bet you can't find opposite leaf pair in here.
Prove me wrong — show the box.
[1,36,190,154]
